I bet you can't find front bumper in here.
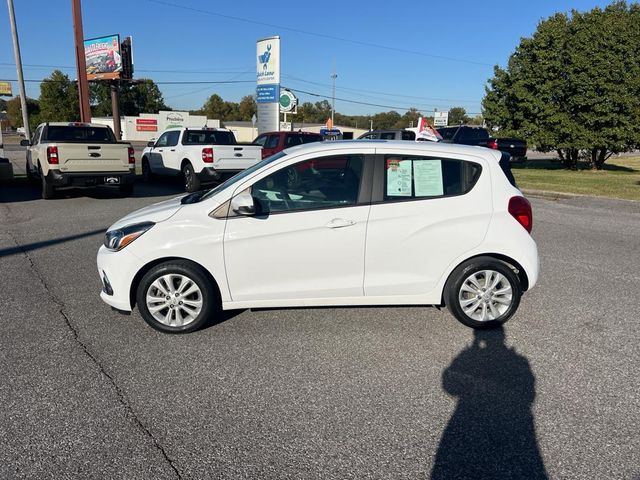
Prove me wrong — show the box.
[48,169,135,188]
[97,245,144,312]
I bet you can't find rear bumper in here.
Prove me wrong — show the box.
[47,169,135,188]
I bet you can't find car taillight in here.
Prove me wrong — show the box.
[487,139,499,150]
[46,146,59,165]
[508,196,533,233]
[128,147,135,165]
[202,147,213,163]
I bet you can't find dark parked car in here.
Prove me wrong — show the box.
[437,126,527,162]
[357,129,416,141]
[253,131,323,159]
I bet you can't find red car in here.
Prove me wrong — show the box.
[253,131,323,159]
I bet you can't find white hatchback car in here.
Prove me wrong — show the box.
[97,141,538,333]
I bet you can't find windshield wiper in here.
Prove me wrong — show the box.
[180,190,208,204]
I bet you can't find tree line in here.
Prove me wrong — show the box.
[3,69,481,134]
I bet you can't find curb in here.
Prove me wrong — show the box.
[521,188,580,200]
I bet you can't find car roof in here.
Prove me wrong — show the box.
[282,139,502,161]
[41,122,110,128]
[260,131,322,136]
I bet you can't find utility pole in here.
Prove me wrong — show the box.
[330,66,337,127]
[71,0,92,122]
[7,0,30,139]
[110,81,121,139]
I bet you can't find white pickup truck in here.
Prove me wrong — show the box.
[23,122,135,199]
[141,128,263,192]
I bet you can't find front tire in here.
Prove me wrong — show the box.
[141,157,153,183]
[445,256,522,329]
[136,261,217,333]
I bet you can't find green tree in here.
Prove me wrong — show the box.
[238,95,256,121]
[6,95,40,130]
[38,70,79,122]
[482,2,640,169]
[394,108,422,128]
[448,107,470,126]
[90,79,169,117]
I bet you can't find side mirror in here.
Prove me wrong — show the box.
[147,140,155,148]
[20,139,30,147]
[230,192,255,216]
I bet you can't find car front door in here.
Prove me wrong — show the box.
[158,130,181,172]
[149,132,170,172]
[364,151,492,297]
[223,151,374,303]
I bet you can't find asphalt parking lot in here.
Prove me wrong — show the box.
[1,150,639,479]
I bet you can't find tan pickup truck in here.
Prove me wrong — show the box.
[22,122,136,199]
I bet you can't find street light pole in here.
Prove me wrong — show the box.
[330,67,337,127]
[71,0,92,123]
[6,0,30,139]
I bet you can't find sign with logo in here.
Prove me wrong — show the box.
[164,112,185,129]
[256,36,281,134]
[280,121,291,131]
[434,111,449,127]
[136,118,157,132]
[0,81,12,96]
[279,89,297,113]
[84,34,123,80]
[256,36,280,85]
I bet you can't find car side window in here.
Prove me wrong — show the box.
[380,132,396,140]
[251,154,364,214]
[383,155,481,200]
[402,130,416,140]
[32,126,42,145]
[285,134,303,147]
[254,135,267,147]
[155,132,170,148]
[166,131,180,147]
[360,133,377,140]
[265,135,280,149]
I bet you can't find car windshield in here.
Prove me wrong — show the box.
[184,151,288,204]
[437,127,458,141]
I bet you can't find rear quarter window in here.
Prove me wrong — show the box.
[383,155,482,201]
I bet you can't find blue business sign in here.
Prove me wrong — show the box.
[256,84,280,103]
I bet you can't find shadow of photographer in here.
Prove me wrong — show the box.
[431,327,547,479]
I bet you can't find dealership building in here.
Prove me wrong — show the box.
[92,110,220,142]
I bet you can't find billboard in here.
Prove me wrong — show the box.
[84,34,122,80]
[256,36,281,134]
[0,81,12,96]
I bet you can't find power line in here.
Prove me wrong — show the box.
[285,87,482,116]
[0,78,254,85]
[0,62,254,75]
[283,75,481,105]
[144,0,493,68]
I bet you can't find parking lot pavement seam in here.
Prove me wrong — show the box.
[1,214,184,480]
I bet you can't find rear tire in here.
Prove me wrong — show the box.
[136,261,217,334]
[182,162,201,193]
[445,256,522,329]
[41,171,55,199]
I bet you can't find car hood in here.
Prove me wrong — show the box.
[108,195,185,231]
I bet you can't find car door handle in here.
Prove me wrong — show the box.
[157,149,163,152]
[325,218,356,229]
[170,149,176,152]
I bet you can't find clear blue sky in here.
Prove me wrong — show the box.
[0,0,614,116]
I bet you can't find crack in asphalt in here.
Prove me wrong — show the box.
[1,207,183,480]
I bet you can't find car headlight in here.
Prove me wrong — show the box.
[104,222,155,251]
